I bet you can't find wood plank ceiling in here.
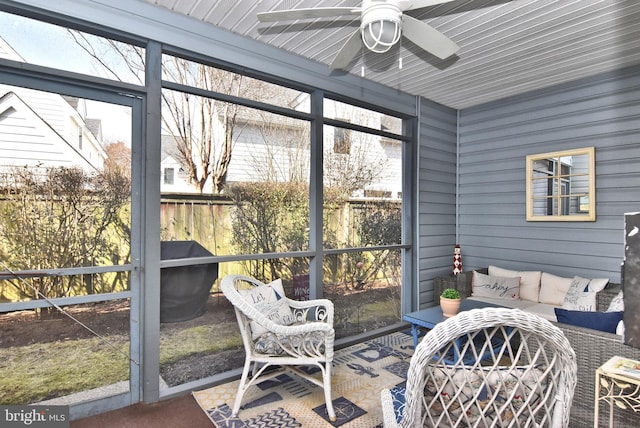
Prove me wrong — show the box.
[141,0,640,110]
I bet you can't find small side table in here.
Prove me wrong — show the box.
[595,356,640,427]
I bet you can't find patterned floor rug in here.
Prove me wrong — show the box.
[193,330,416,427]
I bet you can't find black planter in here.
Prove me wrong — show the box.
[160,241,218,323]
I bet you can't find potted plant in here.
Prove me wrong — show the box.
[440,288,461,318]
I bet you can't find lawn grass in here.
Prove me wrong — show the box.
[0,320,241,404]
[159,322,242,365]
[0,335,130,404]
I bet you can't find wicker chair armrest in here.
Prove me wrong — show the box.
[380,388,399,428]
[221,275,334,336]
[287,298,334,312]
[556,319,621,343]
[239,299,334,336]
[287,298,334,326]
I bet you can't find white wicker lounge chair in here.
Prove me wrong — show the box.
[381,307,577,427]
[220,274,336,421]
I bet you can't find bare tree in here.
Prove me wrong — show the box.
[104,141,131,179]
[69,31,247,194]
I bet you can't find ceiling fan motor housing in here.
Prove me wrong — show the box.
[360,0,403,53]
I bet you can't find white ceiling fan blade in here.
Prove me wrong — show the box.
[330,29,363,70]
[257,7,360,22]
[403,0,457,12]
[402,15,459,59]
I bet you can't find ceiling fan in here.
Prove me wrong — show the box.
[257,0,460,70]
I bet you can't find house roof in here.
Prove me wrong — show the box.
[141,0,640,110]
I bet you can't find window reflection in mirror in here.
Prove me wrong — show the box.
[526,147,595,221]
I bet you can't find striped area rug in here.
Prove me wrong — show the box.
[193,330,415,427]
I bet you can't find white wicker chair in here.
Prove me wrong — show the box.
[381,308,577,427]
[220,274,336,421]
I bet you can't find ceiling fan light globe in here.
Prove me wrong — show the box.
[361,19,401,53]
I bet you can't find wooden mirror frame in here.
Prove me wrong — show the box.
[526,147,595,221]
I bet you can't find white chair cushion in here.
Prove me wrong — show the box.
[238,278,294,339]
[254,330,326,355]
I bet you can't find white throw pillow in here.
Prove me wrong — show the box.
[562,291,597,311]
[238,278,294,339]
[489,265,541,302]
[566,276,591,295]
[608,290,624,312]
[562,276,596,311]
[568,275,609,293]
[585,277,609,293]
[472,271,520,300]
[539,272,573,306]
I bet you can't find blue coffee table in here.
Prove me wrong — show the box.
[403,299,506,349]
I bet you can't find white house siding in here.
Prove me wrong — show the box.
[226,121,310,185]
[0,91,101,171]
[160,154,196,194]
[224,119,403,199]
[0,37,106,173]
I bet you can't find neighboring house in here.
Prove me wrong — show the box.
[0,37,106,174]
[160,134,194,193]
[161,89,403,197]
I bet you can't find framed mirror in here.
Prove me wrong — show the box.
[526,147,595,221]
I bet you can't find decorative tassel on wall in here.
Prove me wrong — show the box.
[453,244,462,275]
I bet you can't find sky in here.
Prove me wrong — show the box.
[0,11,134,145]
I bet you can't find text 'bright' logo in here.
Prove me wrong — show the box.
[2,406,68,427]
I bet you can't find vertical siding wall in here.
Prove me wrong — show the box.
[417,97,458,308]
[457,65,640,282]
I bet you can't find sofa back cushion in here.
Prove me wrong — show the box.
[539,272,573,306]
[488,266,541,302]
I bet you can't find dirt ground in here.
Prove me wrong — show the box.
[0,295,242,385]
[0,294,236,347]
[0,287,396,386]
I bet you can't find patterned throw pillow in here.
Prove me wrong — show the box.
[562,292,597,311]
[472,271,520,300]
[488,266,542,302]
[238,278,294,339]
[423,365,546,424]
[425,366,486,423]
[484,366,546,411]
[562,276,596,311]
